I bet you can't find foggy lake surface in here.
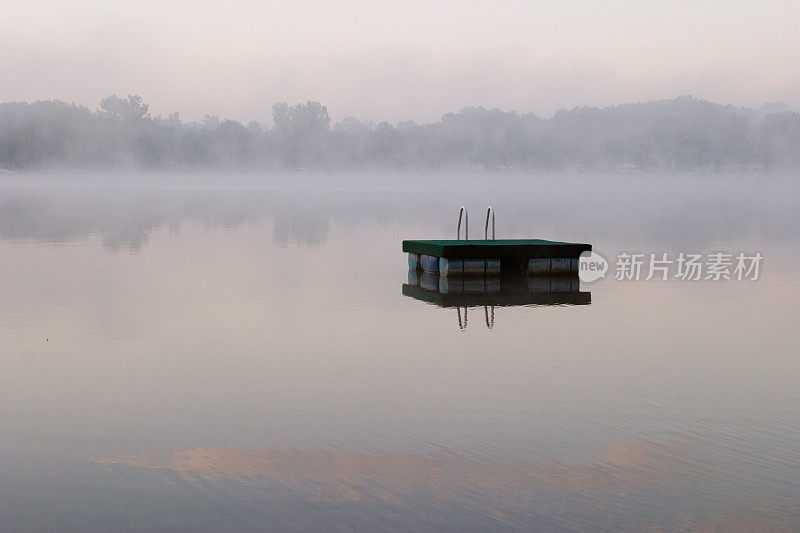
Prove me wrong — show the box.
[1,173,798,531]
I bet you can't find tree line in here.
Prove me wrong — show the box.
[1,95,798,171]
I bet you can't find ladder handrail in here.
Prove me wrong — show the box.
[485,206,495,240]
[484,305,495,329]
[457,206,468,240]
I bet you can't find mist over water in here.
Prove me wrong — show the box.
[1,172,798,530]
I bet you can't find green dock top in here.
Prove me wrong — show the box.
[402,239,591,260]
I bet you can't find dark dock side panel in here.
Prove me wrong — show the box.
[403,239,592,276]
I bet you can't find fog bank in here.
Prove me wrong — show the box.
[2,96,799,173]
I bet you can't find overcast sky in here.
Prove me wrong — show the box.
[1,1,798,124]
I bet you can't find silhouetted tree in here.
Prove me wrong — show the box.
[99,94,150,121]
[272,101,331,168]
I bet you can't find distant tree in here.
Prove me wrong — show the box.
[273,101,330,136]
[272,102,290,134]
[367,122,402,165]
[203,114,221,130]
[330,117,371,168]
[0,100,97,169]
[99,94,150,121]
[272,101,331,168]
[247,121,264,136]
[180,126,213,167]
[167,112,181,127]
[211,120,254,167]
[756,111,800,167]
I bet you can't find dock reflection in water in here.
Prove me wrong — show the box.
[403,271,590,329]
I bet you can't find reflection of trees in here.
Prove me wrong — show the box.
[0,187,797,252]
[0,191,266,251]
[0,190,335,250]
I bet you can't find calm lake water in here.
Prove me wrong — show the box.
[1,174,798,531]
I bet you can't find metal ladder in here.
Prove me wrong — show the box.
[456,206,496,240]
[455,205,497,330]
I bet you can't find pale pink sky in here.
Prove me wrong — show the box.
[1,1,798,123]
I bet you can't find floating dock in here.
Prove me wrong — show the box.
[403,239,592,277]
